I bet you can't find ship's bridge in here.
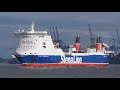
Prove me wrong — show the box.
[14,30,48,36]
[14,22,48,36]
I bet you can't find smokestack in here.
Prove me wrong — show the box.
[96,36,103,51]
[74,36,81,51]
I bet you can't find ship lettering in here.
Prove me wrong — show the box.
[22,40,33,44]
[61,56,82,63]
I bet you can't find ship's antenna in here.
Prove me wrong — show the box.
[31,21,35,31]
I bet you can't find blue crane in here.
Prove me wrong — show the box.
[88,24,95,48]
[49,26,69,52]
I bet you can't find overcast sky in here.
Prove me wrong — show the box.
[0,12,120,59]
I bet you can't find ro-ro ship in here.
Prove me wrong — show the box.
[13,22,114,67]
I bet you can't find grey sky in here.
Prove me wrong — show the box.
[0,12,120,59]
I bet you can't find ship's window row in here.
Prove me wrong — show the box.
[21,43,36,44]
[22,36,38,38]
[20,46,35,47]
[24,53,37,54]
[39,36,44,38]
[20,45,47,48]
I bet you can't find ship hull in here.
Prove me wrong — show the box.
[22,63,108,67]
[15,55,110,67]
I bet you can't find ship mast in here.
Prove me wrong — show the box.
[31,21,35,32]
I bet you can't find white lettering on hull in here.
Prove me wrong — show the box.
[61,56,82,63]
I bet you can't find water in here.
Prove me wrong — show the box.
[0,63,120,78]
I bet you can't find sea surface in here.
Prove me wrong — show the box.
[0,63,120,78]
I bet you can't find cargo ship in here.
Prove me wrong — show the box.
[13,22,114,67]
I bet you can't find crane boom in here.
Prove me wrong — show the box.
[55,26,60,41]
[49,27,53,39]
[116,29,120,44]
[52,27,57,42]
[88,24,95,47]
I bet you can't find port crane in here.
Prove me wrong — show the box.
[116,29,120,46]
[105,29,120,53]
[49,27,69,52]
[115,29,120,52]
[107,38,117,51]
[88,24,95,48]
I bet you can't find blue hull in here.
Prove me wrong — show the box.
[16,55,110,64]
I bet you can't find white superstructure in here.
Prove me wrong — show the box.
[14,22,114,57]
[14,22,64,56]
